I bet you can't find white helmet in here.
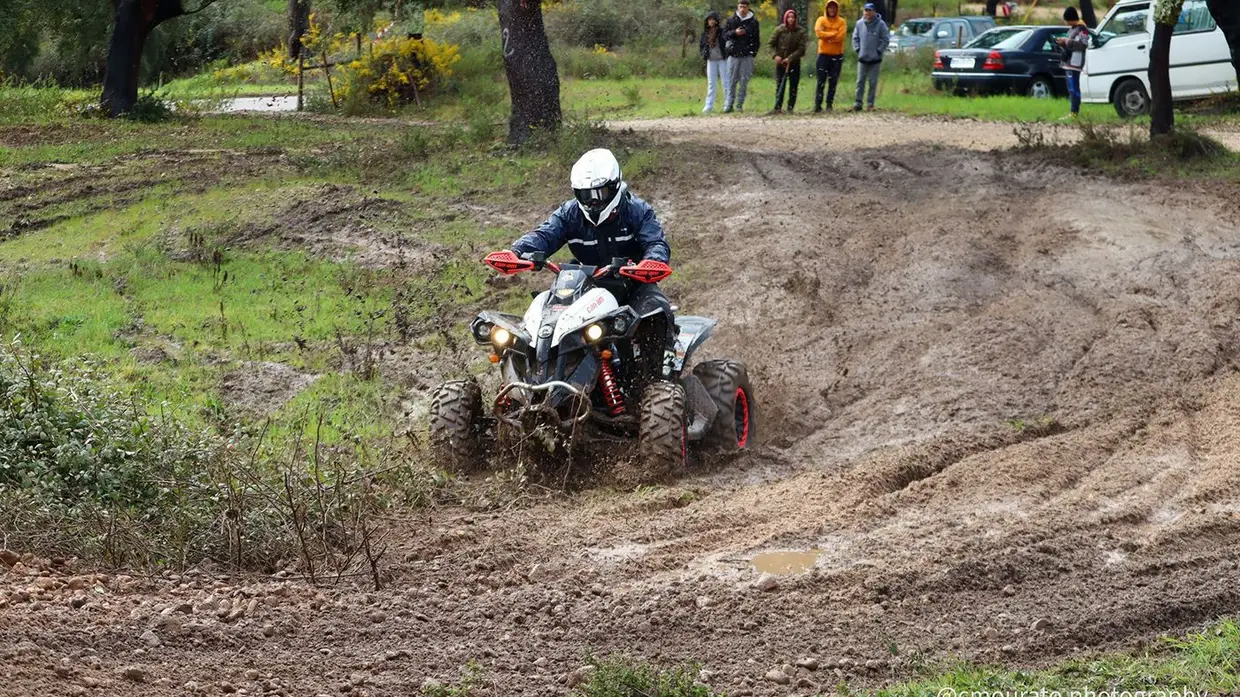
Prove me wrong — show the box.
[570,148,628,226]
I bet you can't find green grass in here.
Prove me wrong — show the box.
[878,619,1240,697]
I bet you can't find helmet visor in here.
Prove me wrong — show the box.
[573,182,620,215]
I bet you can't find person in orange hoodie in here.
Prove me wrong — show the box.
[813,0,847,112]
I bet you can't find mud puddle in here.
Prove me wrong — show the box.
[752,550,822,575]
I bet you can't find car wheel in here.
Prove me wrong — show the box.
[1026,76,1054,99]
[1113,78,1150,118]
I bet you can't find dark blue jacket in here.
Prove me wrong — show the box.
[512,193,671,266]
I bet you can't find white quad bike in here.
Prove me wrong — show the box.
[428,250,755,482]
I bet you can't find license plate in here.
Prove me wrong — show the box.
[950,57,976,69]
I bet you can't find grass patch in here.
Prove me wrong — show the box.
[880,619,1240,696]
[573,654,721,697]
[1021,121,1240,180]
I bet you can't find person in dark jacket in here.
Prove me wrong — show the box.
[511,148,677,371]
[701,11,731,113]
[724,0,760,113]
[769,8,808,113]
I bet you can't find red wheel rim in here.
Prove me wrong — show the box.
[734,387,750,448]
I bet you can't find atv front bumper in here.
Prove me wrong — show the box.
[494,380,592,432]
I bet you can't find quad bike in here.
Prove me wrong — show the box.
[428,250,755,482]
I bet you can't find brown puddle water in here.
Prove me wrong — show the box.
[751,549,822,575]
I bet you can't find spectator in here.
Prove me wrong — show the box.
[769,9,808,114]
[724,0,760,113]
[1056,7,1090,120]
[813,0,847,112]
[852,2,889,111]
[701,11,731,113]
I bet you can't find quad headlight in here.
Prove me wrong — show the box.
[584,323,604,343]
[491,326,513,347]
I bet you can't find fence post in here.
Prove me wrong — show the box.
[297,52,305,111]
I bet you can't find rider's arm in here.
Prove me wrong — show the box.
[634,202,671,264]
[512,201,572,258]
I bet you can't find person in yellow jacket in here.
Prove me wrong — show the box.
[813,0,847,112]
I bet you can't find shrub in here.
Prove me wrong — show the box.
[337,36,461,111]
[0,341,404,575]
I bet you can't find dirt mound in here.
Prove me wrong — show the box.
[229,184,443,268]
[220,361,320,415]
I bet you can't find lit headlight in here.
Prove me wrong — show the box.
[491,326,513,347]
[584,324,604,342]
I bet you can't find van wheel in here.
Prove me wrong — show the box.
[1113,78,1150,118]
[1027,76,1054,99]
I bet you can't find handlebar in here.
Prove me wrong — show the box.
[483,251,672,284]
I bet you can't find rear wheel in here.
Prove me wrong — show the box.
[623,381,687,485]
[1027,75,1054,99]
[1113,78,1150,118]
[693,359,755,452]
[428,379,483,472]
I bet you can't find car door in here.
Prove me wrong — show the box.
[933,21,955,48]
[1168,0,1231,97]
[1084,2,1151,98]
[1037,29,1069,93]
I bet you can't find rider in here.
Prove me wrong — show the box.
[511,148,678,376]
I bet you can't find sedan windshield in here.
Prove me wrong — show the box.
[965,28,1032,49]
[899,20,934,36]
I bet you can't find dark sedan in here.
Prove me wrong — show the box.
[932,26,1071,98]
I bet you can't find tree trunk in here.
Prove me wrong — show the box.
[889,0,899,24]
[498,0,561,144]
[1207,0,1240,81]
[287,0,310,60]
[101,0,185,117]
[1149,18,1175,136]
[985,0,998,16]
[1080,0,1099,28]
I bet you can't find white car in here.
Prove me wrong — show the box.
[1082,0,1237,117]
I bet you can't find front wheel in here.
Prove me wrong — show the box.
[1113,78,1150,118]
[693,359,755,452]
[1027,76,1054,99]
[621,381,687,485]
[428,379,483,472]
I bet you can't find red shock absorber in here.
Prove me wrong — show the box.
[598,357,625,415]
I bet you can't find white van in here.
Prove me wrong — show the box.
[1082,0,1236,116]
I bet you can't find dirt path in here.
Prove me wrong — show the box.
[611,112,1240,152]
[7,122,1240,697]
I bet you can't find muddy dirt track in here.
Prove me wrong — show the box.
[6,115,1240,696]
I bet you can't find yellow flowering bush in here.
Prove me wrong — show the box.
[337,36,461,109]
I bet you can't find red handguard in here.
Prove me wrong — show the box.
[619,259,673,284]
[483,250,535,275]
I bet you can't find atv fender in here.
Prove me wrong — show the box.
[672,316,717,373]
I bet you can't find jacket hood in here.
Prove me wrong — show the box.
[736,8,754,19]
[704,10,722,29]
[825,0,839,15]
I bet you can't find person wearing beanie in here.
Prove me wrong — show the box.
[724,0,761,113]
[769,8,809,114]
[1056,6,1090,119]
[852,2,890,111]
[814,0,848,112]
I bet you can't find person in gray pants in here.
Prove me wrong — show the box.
[724,0,760,112]
[852,2,889,111]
